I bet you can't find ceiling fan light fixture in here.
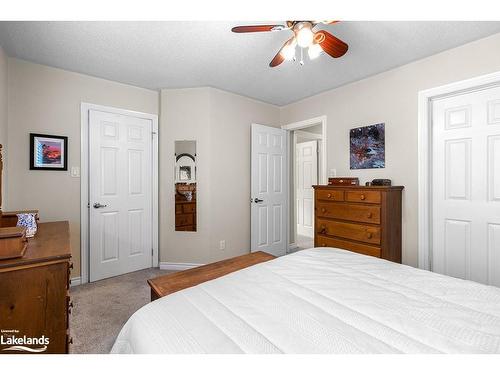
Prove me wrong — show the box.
[281,41,297,60]
[231,21,348,67]
[308,43,322,59]
[296,24,314,48]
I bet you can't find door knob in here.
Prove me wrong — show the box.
[254,198,264,203]
[93,203,107,209]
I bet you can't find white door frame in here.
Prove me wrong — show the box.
[80,103,159,284]
[418,71,500,271]
[282,115,327,252]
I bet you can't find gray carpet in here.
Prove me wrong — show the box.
[69,267,172,354]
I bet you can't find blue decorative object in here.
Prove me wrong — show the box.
[16,213,38,238]
[183,191,193,201]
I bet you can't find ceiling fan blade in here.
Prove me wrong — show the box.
[269,38,295,67]
[322,20,340,25]
[232,25,285,33]
[314,30,348,58]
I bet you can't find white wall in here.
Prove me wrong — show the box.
[208,88,281,261]
[160,87,280,265]
[6,58,159,276]
[160,88,212,264]
[280,32,500,267]
[0,46,7,206]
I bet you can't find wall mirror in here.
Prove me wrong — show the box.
[175,141,197,232]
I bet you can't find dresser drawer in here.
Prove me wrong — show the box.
[176,225,195,231]
[317,219,381,245]
[316,202,380,224]
[176,214,194,227]
[316,235,381,258]
[182,203,196,214]
[345,190,381,204]
[316,189,344,202]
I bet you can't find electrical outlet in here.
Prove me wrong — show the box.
[329,169,337,178]
[70,166,80,178]
[219,240,226,250]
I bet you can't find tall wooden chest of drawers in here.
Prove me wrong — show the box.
[0,221,72,354]
[175,194,197,231]
[313,185,404,263]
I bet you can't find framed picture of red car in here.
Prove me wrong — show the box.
[30,133,68,171]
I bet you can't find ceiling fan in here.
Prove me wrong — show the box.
[231,21,348,67]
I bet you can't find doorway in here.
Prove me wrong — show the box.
[81,103,159,284]
[282,116,327,253]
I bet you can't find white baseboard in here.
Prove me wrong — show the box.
[288,243,299,250]
[159,262,204,271]
[70,277,82,287]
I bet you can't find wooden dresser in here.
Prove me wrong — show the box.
[0,221,72,354]
[175,193,197,231]
[313,185,404,263]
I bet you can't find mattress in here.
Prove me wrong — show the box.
[111,248,500,354]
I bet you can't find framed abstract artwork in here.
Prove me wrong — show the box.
[350,123,385,169]
[30,133,68,171]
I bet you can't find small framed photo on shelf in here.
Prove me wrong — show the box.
[30,133,68,171]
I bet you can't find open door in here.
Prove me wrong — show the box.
[250,124,287,257]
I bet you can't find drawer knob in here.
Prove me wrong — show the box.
[321,207,326,214]
[320,225,327,234]
[360,194,366,200]
[321,243,326,247]
[69,262,74,270]
[367,232,373,239]
[327,193,332,198]
[367,212,373,218]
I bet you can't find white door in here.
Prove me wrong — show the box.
[432,85,500,286]
[251,124,287,257]
[89,109,153,282]
[296,140,317,238]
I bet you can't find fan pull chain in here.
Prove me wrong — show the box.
[300,48,304,66]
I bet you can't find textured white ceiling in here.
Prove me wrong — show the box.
[1,21,500,105]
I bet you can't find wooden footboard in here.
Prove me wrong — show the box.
[148,251,275,301]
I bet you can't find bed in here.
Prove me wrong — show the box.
[111,248,500,354]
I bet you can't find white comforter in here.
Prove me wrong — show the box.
[111,248,500,354]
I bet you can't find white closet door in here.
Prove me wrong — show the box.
[432,86,500,286]
[296,141,317,238]
[89,109,153,282]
